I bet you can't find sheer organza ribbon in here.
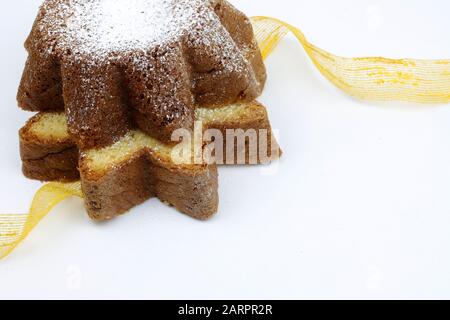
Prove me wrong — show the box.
[1,16,449,260]
[0,182,82,259]
[252,16,450,103]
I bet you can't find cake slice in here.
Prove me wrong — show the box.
[20,101,280,221]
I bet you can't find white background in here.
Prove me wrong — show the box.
[1,0,450,299]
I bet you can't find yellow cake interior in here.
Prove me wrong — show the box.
[29,113,69,140]
[26,101,270,173]
[83,130,174,172]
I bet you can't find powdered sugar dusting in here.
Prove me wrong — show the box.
[71,0,173,54]
[39,0,218,58]
[73,0,200,56]
[35,0,250,78]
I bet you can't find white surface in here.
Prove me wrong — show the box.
[1,0,450,299]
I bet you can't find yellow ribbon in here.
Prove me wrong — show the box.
[251,16,450,104]
[0,182,82,260]
[1,16,450,260]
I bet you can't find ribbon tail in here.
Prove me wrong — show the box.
[0,182,82,260]
[251,16,450,104]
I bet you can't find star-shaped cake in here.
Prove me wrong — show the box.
[17,0,280,220]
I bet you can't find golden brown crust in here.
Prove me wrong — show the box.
[61,60,131,149]
[19,114,79,181]
[81,153,152,220]
[17,53,64,112]
[21,148,79,182]
[212,0,267,93]
[148,159,219,220]
[80,152,218,221]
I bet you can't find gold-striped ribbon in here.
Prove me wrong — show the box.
[0,182,82,260]
[252,16,450,104]
[1,16,450,260]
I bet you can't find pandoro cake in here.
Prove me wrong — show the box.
[17,0,280,220]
